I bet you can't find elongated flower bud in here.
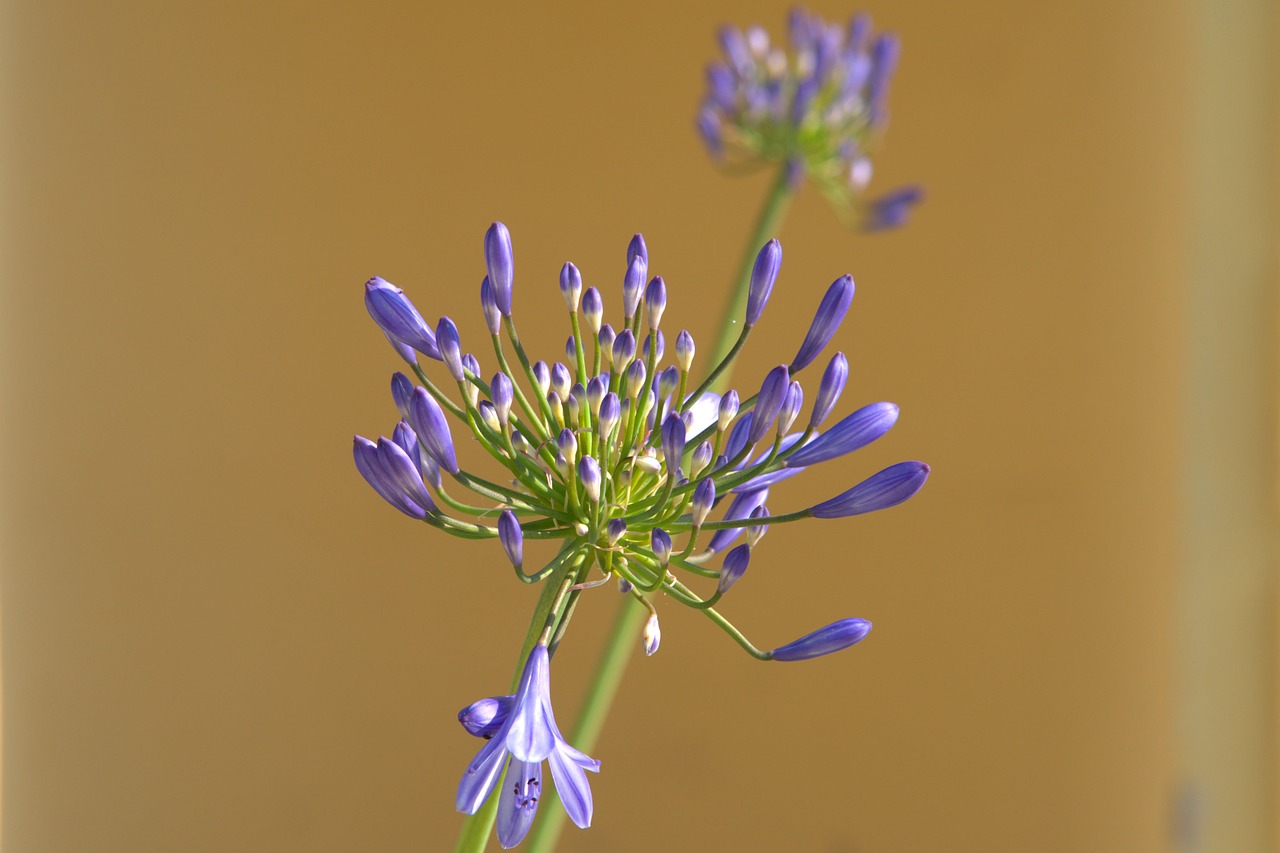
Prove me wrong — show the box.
[364,276,441,359]
[622,256,646,323]
[661,414,686,469]
[675,330,695,372]
[479,276,501,335]
[457,695,514,739]
[718,390,740,431]
[598,392,620,438]
[354,437,423,518]
[408,387,459,474]
[560,262,583,311]
[771,617,872,661]
[557,427,579,462]
[778,380,803,434]
[436,317,464,381]
[391,419,419,466]
[642,329,664,362]
[748,365,790,444]
[565,336,577,362]
[625,360,647,399]
[717,544,750,594]
[586,376,607,414]
[692,477,716,527]
[551,362,572,399]
[657,365,679,400]
[706,488,769,553]
[582,286,604,333]
[865,185,923,231]
[651,528,672,566]
[747,506,770,546]
[532,361,551,396]
[786,401,897,467]
[809,353,847,429]
[498,509,523,570]
[391,372,413,418]
[597,324,616,369]
[606,518,627,546]
[791,275,855,372]
[484,221,514,316]
[627,232,648,267]
[642,612,661,656]
[578,456,601,502]
[744,239,782,327]
[810,460,929,518]
[645,276,667,329]
[491,372,513,424]
[612,329,636,371]
[478,401,500,432]
[690,440,714,476]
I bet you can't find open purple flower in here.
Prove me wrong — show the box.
[456,644,600,848]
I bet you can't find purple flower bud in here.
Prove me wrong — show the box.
[706,62,736,110]
[651,528,672,566]
[618,577,634,594]
[457,694,514,739]
[546,391,564,427]
[864,185,924,232]
[706,488,769,554]
[675,330,696,372]
[717,544,750,595]
[587,376,607,414]
[791,76,818,123]
[532,361,551,396]
[383,333,418,366]
[692,477,716,527]
[554,450,570,477]
[661,415,687,470]
[569,382,587,411]
[771,617,872,661]
[642,329,665,362]
[612,329,636,370]
[551,362,572,399]
[478,401,500,432]
[642,612,661,656]
[778,380,804,434]
[353,435,437,518]
[791,275,855,372]
[745,240,782,327]
[391,419,419,465]
[809,353,848,429]
[645,276,667,328]
[407,387,459,474]
[690,440,714,476]
[578,455,601,502]
[364,276,441,359]
[498,509,523,570]
[557,427,578,461]
[719,25,752,73]
[582,286,604,333]
[748,365,790,444]
[436,316,464,381]
[606,518,627,546]
[657,365,679,400]
[717,390,740,431]
[623,256,646,323]
[391,372,413,418]
[620,360,644,400]
[491,372,513,424]
[598,393,621,438]
[462,353,480,379]
[566,336,577,362]
[484,222,514,316]
[560,262,583,311]
[867,33,900,125]
[725,412,754,463]
[479,277,501,335]
[810,460,930,518]
[786,402,898,467]
[564,390,581,425]
[627,232,648,268]
[747,506,770,546]
[697,108,724,157]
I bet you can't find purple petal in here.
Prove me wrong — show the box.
[458,695,515,739]
[810,461,930,518]
[505,645,557,763]
[408,387,459,475]
[791,276,855,372]
[548,744,595,830]
[456,735,508,814]
[785,402,897,467]
[706,488,769,553]
[485,222,514,316]
[496,758,541,849]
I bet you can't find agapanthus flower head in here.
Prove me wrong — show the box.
[698,8,922,230]
[354,222,929,843]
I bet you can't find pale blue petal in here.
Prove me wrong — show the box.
[496,759,541,849]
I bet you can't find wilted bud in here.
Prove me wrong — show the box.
[675,330,695,372]
[645,276,667,329]
[498,509,523,570]
[642,612,661,656]
[560,262,583,312]
[692,477,716,527]
[582,286,604,334]
[717,544,751,595]
[770,618,873,662]
[578,455,602,502]
[484,222,514,316]
[744,239,782,326]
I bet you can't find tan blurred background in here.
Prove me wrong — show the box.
[2,1,1276,851]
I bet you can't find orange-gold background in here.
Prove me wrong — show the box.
[0,0,1211,850]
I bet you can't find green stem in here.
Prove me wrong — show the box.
[524,165,796,853]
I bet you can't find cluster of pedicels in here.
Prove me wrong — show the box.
[355,222,929,847]
[698,7,922,229]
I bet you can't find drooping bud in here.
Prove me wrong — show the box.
[791,275,855,372]
[479,276,501,335]
[478,401,501,432]
[651,528,672,566]
[612,329,636,372]
[747,506,770,546]
[622,255,646,323]
[809,353,848,429]
[582,286,604,334]
[661,415,686,469]
[557,427,579,462]
[436,316,464,381]
[810,461,929,518]
[747,365,790,444]
[642,329,665,362]
[532,361,551,397]
[408,387,459,474]
[642,612,661,656]
[458,695,514,739]
[675,330,695,372]
[364,276,441,359]
[606,518,627,546]
[391,372,413,418]
[560,262,583,311]
[770,618,873,661]
[692,477,716,527]
[777,380,804,434]
[550,362,572,400]
[690,440,714,476]
[717,390,740,432]
[645,276,667,329]
[491,372,513,424]
[498,509,523,570]
[786,402,898,467]
[484,222,514,316]
[744,239,782,327]
[578,455,601,502]
[717,544,750,594]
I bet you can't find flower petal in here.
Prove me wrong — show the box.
[548,744,595,829]
[496,758,541,849]
[456,736,508,815]
[505,646,557,763]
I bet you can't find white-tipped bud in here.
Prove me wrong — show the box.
[634,452,662,475]
[690,440,714,477]
[642,612,662,656]
[478,401,501,433]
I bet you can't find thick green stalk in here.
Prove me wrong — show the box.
[524,165,797,853]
